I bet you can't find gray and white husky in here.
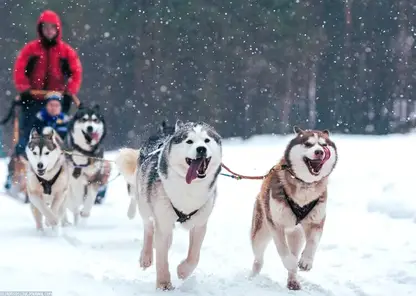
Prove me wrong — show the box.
[25,127,69,233]
[64,104,107,225]
[116,120,222,290]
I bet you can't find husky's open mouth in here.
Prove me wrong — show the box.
[82,130,101,143]
[303,157,325,176]
[185,157,211,184]
[37,169,46,176]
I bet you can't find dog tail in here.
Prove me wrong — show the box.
[115,148,140,185]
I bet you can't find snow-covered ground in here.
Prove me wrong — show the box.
[1,134,416,296]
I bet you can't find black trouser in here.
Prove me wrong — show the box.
[14,95,45,156]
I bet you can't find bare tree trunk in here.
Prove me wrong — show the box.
[308,62,317,129]
[281,63,293,133]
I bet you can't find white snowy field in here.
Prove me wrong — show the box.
[1,134,416,296]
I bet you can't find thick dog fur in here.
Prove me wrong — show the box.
[64,103,107,225]
[116,121,176,220]
[250,126,338,290]
[25,127,70,233]
[116,120,222,290]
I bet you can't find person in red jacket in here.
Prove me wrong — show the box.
[13,9,82,155]
[5,10,82,192]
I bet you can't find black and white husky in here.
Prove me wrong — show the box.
[64,104,107,225]
[25,127,69,233]
[116,120,222,290]
[119,120,176,220]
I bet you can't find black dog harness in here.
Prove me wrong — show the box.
[280,185,320,225]
[171,203,199,224]
[36,166,63,195]
[65,135,103,179]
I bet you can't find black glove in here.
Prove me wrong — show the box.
[62,94,72,113]
[19,89,33,107]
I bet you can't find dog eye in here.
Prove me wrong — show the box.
[186,140,193,144]
[33,151,37,155]
[45,151,50,155]
[93,118,99,123]
[204,138,210,143]
[321,143,327,147]
[304,142,313,148]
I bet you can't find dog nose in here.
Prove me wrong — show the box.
[37,163,44,169]
[87,126,93,133]
[196,146,207,156]
[314,149,324,157]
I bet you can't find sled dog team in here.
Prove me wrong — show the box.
[25,108,338,291]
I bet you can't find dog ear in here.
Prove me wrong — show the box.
[29,128,40,140]
[174,119,184,131]
[92,103,100,112]
[293,126,304,135]
[42,126,54,137]
[159,120,167,133]
[322,129,330,136]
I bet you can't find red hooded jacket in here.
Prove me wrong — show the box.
[13,10,82,97]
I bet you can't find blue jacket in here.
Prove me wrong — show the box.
[34,108,70,140]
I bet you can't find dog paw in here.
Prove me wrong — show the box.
[46,216,59,227]
[49,225,61,237]
[177,259,197,280]
[61,220,72,227]
[156,281,174,291]
[77,216,88,227]
[251,259,263,277]
[287,278,301,290]
[139,250,153,269]
[282,254,298,273]
[80,211,90,218]
[298,255,313,271]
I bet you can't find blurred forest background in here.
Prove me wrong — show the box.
[0,0,415,151]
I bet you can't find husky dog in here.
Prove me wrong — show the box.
[64,104,107,225]
[116,120,222,290]
[25,127,69,232]
[119,120,176,220]
[250,126,338,290]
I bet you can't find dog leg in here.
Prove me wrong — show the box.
[29,194,59,227]
[154,225,174,290]
[177,223,207,280]
[50,193,66,234]
[59,196,71,227]
[140,221,154,269]
[58,189,71,227]
[250,200,271,276]
[299,219,325,272]
[30,203,43,231]
[67,182,83,226]
[127,184,137,220]
[60,206,71,227]
[286,226,305,259]
[80,185,98,218]
[73,212,80,226]
[271,225,300,290]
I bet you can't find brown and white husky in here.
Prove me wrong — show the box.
[250,126,338,290]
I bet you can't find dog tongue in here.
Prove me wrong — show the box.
[91,132,99,141]
[186,158,204,184]
[322,146,331,163]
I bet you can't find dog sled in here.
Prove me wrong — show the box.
[1,90,111,204]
